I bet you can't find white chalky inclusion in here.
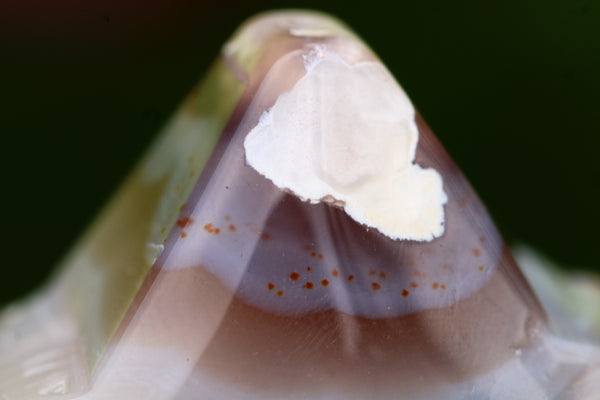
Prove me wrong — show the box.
[244,48,447,241]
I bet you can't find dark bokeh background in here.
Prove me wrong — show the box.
[1,0,599,305]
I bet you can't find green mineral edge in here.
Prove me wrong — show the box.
[516,246,600,340]
[59,58,245,374]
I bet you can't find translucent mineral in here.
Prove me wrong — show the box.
[1,10,599,400]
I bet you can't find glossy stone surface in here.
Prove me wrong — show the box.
[0,10,598,400]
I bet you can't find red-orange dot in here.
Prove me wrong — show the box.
[472,248,481,257]
[277,290,284,297]
[302,244,312,251]
[412,269,428,279]
[478,265,484,271]
[261,233,271,241]
[347,275,354,281]
[160,227,166,233]
[176,217,194,228]
[306,266,312,272]
[317,253,324,259]
[267,283,275,290]
[332,269,339,277]
[479,236,486,243]
[303,282,314,289]
[180,231,187,238]
[311,252,317,258]
[379,272,386,279]
[228,224,236,232]
[290,272,300,281]
[214,228,221,235]
[369,269,376,276]
[224,215,231,221]
[432,282,439,290]
[371,282,381,291]
[179,203,186,212]
[410,282,418,288]
[321,279,329,287]
[402,289,409,297]
[440,284,446,290]
[204,223,214,232]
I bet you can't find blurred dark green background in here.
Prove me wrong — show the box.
[1,0,598,305]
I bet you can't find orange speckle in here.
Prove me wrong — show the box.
[179,203,186,212]
[306,266,312,272]
[224,215,231,221]
[202,223,220,235]
[410,282,418,288]
[479,236,486,243]
[371,282,381,291]
[443,263,453,271]
[303,282,314,289]
[317,253,324,259]
[402,289,410,297]
[228,224,237,232]
[440,284,446,290]
[347,275,354,281]
[472,248,481,257]
[267,283,275,290]
[290,272,300,281]
[261,233,271,241]
[369,269,377,276]
[332,269,339,277]
[412,269,428,279]
[321,279,329,287]
[302,244,312,251]
[379,272,386,279]
[276,290,284,297]
[432,282,439,290]
[478,265,484,271]
[311,252,317,258]
[180,231,187,238]
[160,227,166,233]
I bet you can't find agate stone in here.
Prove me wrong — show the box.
[0,10,598,400]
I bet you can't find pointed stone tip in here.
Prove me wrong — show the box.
[2,10,563,400]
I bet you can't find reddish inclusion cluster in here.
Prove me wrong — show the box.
[203,223,221,235]
[177,213,488,299]
[267,246,403,297]
[177,217,195,238]
[224,215,237,232]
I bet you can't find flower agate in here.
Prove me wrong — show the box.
[0,10,598,400]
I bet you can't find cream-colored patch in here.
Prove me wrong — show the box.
[244,47,447,241]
